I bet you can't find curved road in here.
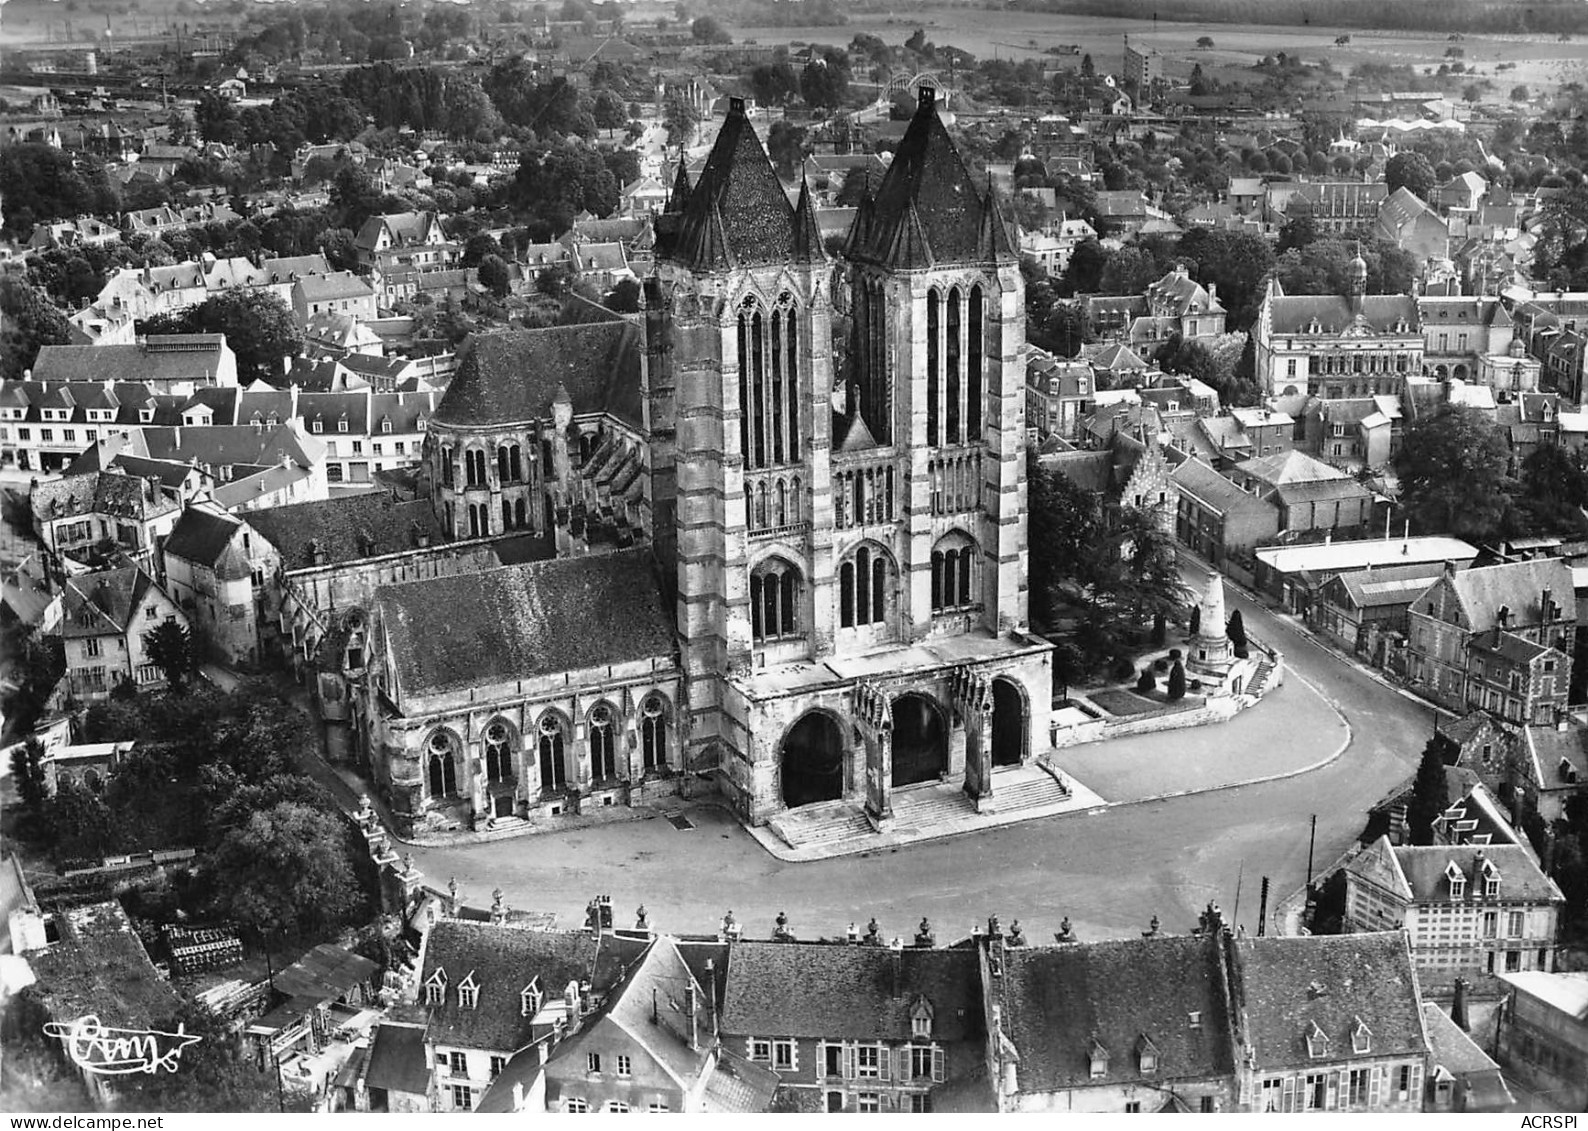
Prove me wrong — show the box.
[407,586,1434,945]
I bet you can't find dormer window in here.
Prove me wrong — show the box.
[1352,1018,1372,1055]
[425,967,448,1005]
[1187,1012,1202,1030]
[382,416,393,434]
[338,417,348,433]
[458,972,479,1009]
[1089,1039,1109,1079]
[312,417,323,433]
[911,997,934,1040]
[1446,862,1466,901]
[1137,1035,1159,1075]
[521,977,543,1018]
[1306,1021,1329,1059]
[417,417,427,431]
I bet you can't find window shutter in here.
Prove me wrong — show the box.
[1282,1076,1295,1113]
[844,1045,855,1080]
[898,1048,909,1082]
[1368,1066,1381,1108]
[932,1048,945,1084]
[1326,1071,1339,1111]
[1409,1064,1422,1105]
[879,1045,890,1081]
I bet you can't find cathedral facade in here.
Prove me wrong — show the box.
[354,90,1053,836]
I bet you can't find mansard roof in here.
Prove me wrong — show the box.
[661,99,815,271]
[845,88,1014,269]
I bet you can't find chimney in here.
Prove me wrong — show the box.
[686,983,699,1051]
[1443,560,1458,581]
[706,958,718,1037]
[1542,588,1554,622]
[1257,877,1270,937]
[1451,977,1471,1032]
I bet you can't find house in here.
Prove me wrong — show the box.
[1253,536,1479,614]
[1313,561,1453,660]
[30,467,187,571]
[1343,836,1563,996]
[1229,449,1373,536]
[544,934,777,1113]
[352,1019,433,1112]
[32,335,239,393]
[1462,628,1569,727]
[1025,348,1095,442]
[1140,264,1226,341]
[1282,182,1388,235]
[989,920,1239,1112]
[1169,456,1281,571]
[56,566,186,700]
[159,503,262,666]
[619,175,668,216]
[719,937,985,1113]
[1436,172,1488,216]
[1235,932,1430,1113]
[291,272,378,325]
[417,919,599,1113]
[1512,722,1588,823]
[1377,187,1451,262]
[1494,971,1588,1109]
[1421,998,1514,1112]
[1405,558,1577,714]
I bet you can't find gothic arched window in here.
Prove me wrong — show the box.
[589,704,617,781]
[968,284,984,442]
[484,721,513,783]
[839,544,890,628]
[641,695,668,770]
[946,286,962,444]
[538,714,567,792]
[926,288,941,447]
[426,729,459,798]
[750,559,802,642]
[931,533,978,613]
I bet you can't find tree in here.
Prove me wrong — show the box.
[477,254,512,299]
[604,277,641,313]
[1278,211,1320,253]
[156,291,303,386]
[1098,245,1161,296]
[1166,660,1187,701]
[749,63,800,108]
[1406,738,1452,845]
[1176,229,1275,330]
[1136,666,1157,693]
[115,1002,312,1113]
[1189,605,1201,636]
[1385,151,1438,201]
[1196,36,1215,49]
[1227,609,1249,658]
[692,16,731,44]
[801,59,850,111]
[209,802,363,944]
[0,277,71,380]
[9,738,50,838]
[662,89,700,147]
[1512,84,1531,102]
[1395,404,1513,539]
[1080,54,1095,79]
[766,120,809,180]
[147,620,197,691]
[461,232,504,268]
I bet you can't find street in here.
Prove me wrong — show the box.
[406,586,1434,945]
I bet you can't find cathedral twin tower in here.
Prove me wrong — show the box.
[644,89,1051,825]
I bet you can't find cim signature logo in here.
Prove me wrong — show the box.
[42,1015,201,1076]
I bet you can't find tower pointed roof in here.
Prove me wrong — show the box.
[661,98,800,271]
[846,88,991,269]
[791,177,827,264]
[664,156,692,215]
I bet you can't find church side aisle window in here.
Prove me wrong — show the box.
[839,546,888,628]
[538,715,567,793]
[930,536,977,613]
[641,695,668,770]
[589,704,617,781]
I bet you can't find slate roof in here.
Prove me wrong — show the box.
[434,319,643,431]
[295,271,375,303]
[701,1048,780,1114]
[274,943,378,1002]
[1392,843,1562,904]
[1439,558,1575,631]
[1236,932,1427,1071]
[1170,458,1278,518]
[32,336,231,386]
[378,548,675,697]
[1266,294,1419,336]
[59,566,160,639]
[162,506,249,577]
[32,469,179,526]
[1421,1003,1513,1109]
[27,901,181,1032]
[1332,563,1447,610]
[1000,936,1237,1093]
[363,1023,431,1097]
[596,938,715,1089]
[420,922,598,1052]
[1521,724,1588,793]
[661,99,820,271]
[845,88,1013,269]
[242,492,445,569]
[1238,449,1348,487]
[720,941,981,1043]
[1468,627,1554,666]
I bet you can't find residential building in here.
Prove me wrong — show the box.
[1421,998,1514,1112]
[291,272,378,325]
[1253,262,1422,398]
[352,1020,435,1112]
[1313,561,1452,660]
[719,938,984,1114]
[355,211,457,303]
[1418,296,1514,383]
[32,336,238,393]
[1405,558,1576,713]
[990,925,1239,1113]
[160,503,263,666]
[1495,971,1588,1109]
[1122,36,1161,89]
[1344,836,1563,993]
[30,466,187,570]
[56,566,186,700]
[417,919,598,1113]
[1511,723,1588,823]
[1462,628,1569,727]
[1377,187,1451,262]
[1170,456,1281,570]
[1235,932,1430,1113]
[1229,449,1374,536]
[1025,348,1094,442]
[1253,536,1479,614]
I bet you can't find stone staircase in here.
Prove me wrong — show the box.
[768,800,875,849]
[1247,656,1276,698]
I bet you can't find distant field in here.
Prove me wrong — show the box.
[736,7,1588,95]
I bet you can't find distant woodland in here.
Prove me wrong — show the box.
[1017,0,1588,36]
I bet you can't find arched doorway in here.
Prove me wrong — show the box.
[891,694,947,787]
[781,712,845,808]
[991,678,1025,767]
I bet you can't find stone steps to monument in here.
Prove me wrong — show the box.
[769,803,874,848]
[1247,659,1275,698]
[992,776,1072,810]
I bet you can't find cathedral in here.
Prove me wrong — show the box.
[354,90,1054,837]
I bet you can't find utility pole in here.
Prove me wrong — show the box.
[1305,813,1317,889]
[264,941,286,1113]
